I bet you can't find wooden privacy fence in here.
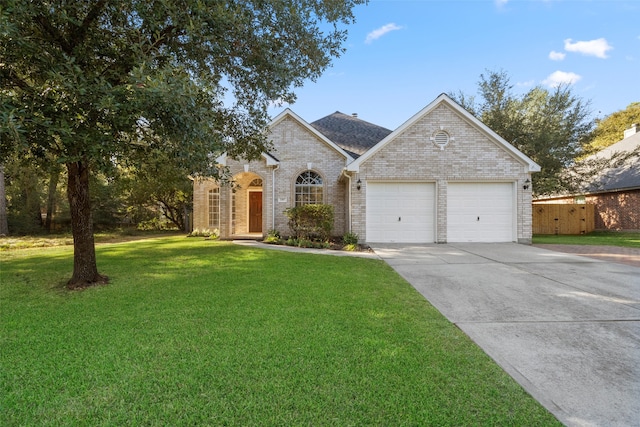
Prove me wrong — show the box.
[532,204,595,235]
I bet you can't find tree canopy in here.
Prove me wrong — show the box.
[1,0,365,288]
[451,70,594,195]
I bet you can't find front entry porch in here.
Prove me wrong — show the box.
[229,172,265,237]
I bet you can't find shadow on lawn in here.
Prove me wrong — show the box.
[3,238,303,294]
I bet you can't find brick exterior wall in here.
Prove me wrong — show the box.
[534,189,640,231]
[351,103,534,243]
[194,102,536,243]
[193,115,349,238]
[591,190,640,230]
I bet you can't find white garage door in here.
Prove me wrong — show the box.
[366,182,435,243]
[447,182,514,242]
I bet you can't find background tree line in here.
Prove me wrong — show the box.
[451,70,640,196]
[1,151,193,235]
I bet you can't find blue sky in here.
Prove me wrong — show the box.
[268,0,640,130]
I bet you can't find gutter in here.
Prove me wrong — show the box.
[272,164,279,230]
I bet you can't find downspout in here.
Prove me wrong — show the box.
[272,164,279,230]
[342,169,352,233]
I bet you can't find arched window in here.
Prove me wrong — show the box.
[295,171,323,206]
[249,178,263,187]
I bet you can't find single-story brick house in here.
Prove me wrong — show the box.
[193,93,540,243]
[534,124,640,231]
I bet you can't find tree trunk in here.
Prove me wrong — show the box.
[45,165,61,232]
[159,198,184,230]
[0,165,8,235]
[66,161,108,289]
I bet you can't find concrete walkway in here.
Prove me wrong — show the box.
[232,240,380,258]
[373,243,640,427]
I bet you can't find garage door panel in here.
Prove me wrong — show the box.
[366,182,435,243]
[447,183,514,243]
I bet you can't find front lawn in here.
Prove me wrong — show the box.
[1,237,559,425]
[0,230,183,250]
[533,230,640,248]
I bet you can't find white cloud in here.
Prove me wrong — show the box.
[564,38,613,58]
[495,0,509,7]
[542,71,582,87]
[549,50,566,61]
[365,23,403,44]
[516,80,536,88]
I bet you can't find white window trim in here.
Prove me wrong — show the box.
[208,188,220,229]
[294,170,324,206]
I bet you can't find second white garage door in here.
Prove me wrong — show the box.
[447,182,514,242]
[366,182,435,243]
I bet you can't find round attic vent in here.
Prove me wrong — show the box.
[431,130,451,150]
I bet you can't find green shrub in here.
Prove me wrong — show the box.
[343,232,359,245]
[263,229,282,244]
[266,229,281,239]
[289,238,330,249]
[343,243,358,252]
[297,238,315,248]
[285,204,334,241]
[188,228,219,238]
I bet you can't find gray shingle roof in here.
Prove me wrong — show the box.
[310,112,392,158]
[584,131,640,193]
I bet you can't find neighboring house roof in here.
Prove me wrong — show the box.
[346,93,541,173]
[269,109,355,162]
[310,112,392,158]
[583,130,640,193]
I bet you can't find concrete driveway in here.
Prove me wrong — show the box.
[372,243,640,427]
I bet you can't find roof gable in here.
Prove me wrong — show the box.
[347,93,541,173]
[269,109,354,162]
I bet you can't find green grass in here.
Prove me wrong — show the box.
[0,230,183,250]
[1,237,560,426]
[533,231,640,248]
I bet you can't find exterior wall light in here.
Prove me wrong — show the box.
[523,179,530,190]
[356,179,362,190]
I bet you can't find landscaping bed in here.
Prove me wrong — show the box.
[262,234,373,253]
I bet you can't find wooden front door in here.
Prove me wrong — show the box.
[249,191,262,233]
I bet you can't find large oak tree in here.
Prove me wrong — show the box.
[451,70,594,196]
[1,0,365,288]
